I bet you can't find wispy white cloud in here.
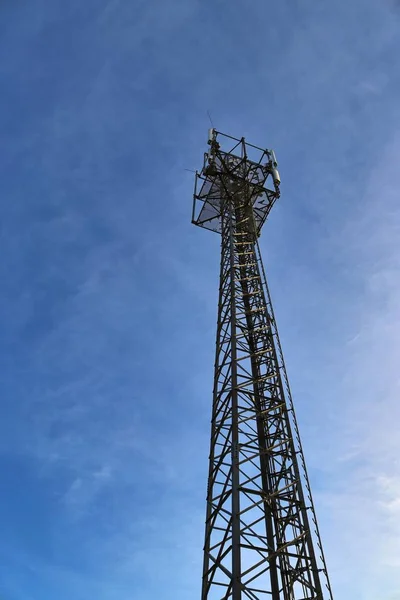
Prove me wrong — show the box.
[311,131,400,599]
[1,1,400,600]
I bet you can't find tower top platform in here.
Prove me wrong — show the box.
[192,129,280,236]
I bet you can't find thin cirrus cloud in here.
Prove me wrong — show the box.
[0,1,399,600]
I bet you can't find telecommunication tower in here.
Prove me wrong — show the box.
[192,130,333,600]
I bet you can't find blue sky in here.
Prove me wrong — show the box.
[0,1,400,599]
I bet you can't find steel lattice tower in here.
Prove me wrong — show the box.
[192,130,333,600]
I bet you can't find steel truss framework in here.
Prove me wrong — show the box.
[192,131,333,600]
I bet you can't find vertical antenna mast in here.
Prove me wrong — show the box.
[192,130,333,600]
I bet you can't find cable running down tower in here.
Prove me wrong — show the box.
[192,129,333,600]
